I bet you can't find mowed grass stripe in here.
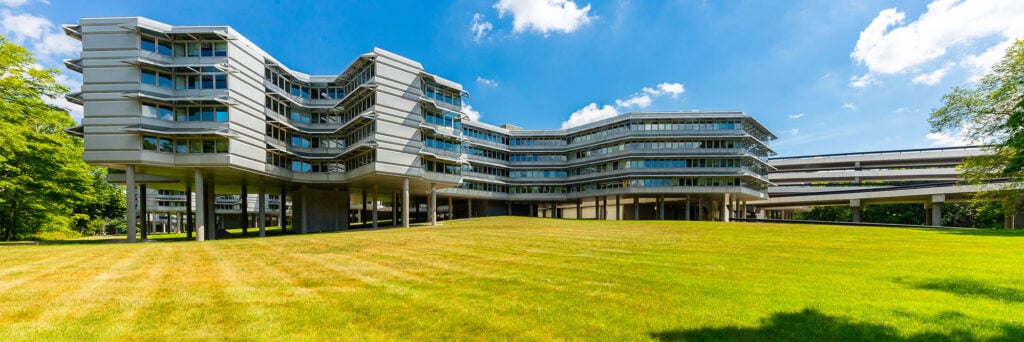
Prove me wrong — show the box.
[2,216,1023,340]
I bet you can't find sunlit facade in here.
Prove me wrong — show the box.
[64,17,776,241]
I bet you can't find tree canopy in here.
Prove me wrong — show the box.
[929,40,1024,206]
[0,34,124,240]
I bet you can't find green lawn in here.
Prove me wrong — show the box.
[2,217,1023,341]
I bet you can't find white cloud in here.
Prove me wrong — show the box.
[476,76,498,88]
[561,103,618,129]
[470,13,493,42]
[788,113,805,119]
[962,39,1014,81]
[35,32,79,57]
[560,81,685,129]
[848,73,877,88]
[463,103,482,121]
[493,0,595,35]
[850,1,1024,86]
[842,103,857,110]
[789,128,800,135]
[1,10,50,42]
[925,131,967,146]
[642,82,685,98]
[614,93,651,108]
[911,62,953,85]
[0,0,40,8]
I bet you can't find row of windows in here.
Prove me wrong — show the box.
[460,181,509,193]
[423,82,462,109]
[142,135,228,154]
[171,41,227,57]
[572,140,740,160]
[422,159,462,175]
[423,133,462,153]
[509,137,565,146]
[157,190,185,196]
[463,127,508,145]
[464,146,508,161]
[627,158,742,169]
[157,201,187,207]
[266,124,345,149]
[510,170,568,178]
[142,102,228,122]
[264,68,345,100]
[141,69,227,90]
[464,163,509,177]
[266,150,374,173]
[423,108,462,129]
[511,185,565,194]
[509,153,567,163]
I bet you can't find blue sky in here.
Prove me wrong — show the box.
[3,0,1022,156]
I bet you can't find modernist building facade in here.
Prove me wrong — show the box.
[64,17,776,242]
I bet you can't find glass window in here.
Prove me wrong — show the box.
[215,139,228,153]
[214,42,227,56]
[201,75,214,89]
[158,73,172,88]
[214,74,227,89]
[142,136,158,150]
[142,103,158,118]
[158,138,173,152]
[188,107,201,121]
[175,139,188,153]
[189,139,202,153]
[201,107,214,121]
[157,40,172,56]
[173,43,187,57]
[141,36,156,52]
[202,140,215,153]
[215,107,228,122]
[159,106,173,121]
[141,69,156,86]
[200,42,214,57]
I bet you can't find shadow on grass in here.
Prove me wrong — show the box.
[906,277,1024,303]
[650,309,1024,341]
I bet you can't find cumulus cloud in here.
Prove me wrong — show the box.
[642,82,685,98]
[0,0,38,7]
[561,103,618,129]
[463,103,482,121]
[470,13,493,42]
[842,103,857,110]
[476,76,498,88]
[614,93,651,108]
[1,10,50,42]
[493,0,595,35]
[560,81,686,129]
[848,73,877,88]
[788,113,805,119]
[911,62,954,85]
[925,131,967,147]
[850,0,1024,86]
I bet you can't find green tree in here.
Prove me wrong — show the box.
[929,39,1024,226]
[794,206,851,222]
[0,35,102,240]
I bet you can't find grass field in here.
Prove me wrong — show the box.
[2,217,1023,341]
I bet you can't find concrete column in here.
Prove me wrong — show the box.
[685,195,691,221]
[448,196,454,220]
[279,185,287,233]
[186,183,193,239]
[165,214,171,233]
[615,195,621,220]
[125,165,137,242]
[576,201,582,219]
[372,184,379,228]
[176,212,182,233]
[850,199,863,223]
[507,201,512,216]
[299,185,308,234]
[931,194,945,227]
[530,203,535,217]
[468,198,473,218]
[721,193,731,222]
[430,183,437,226]
[402,178,410,228]
[658,195,665,220]
[206,174,216,240]
[741,201,747,219]
[140,184,148,240]
[393,192,398,226]
[194,169,205,241]
[258,179,266,237]
[241,180,248,236]
[361,189,368,226]
[633,195,640,220]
